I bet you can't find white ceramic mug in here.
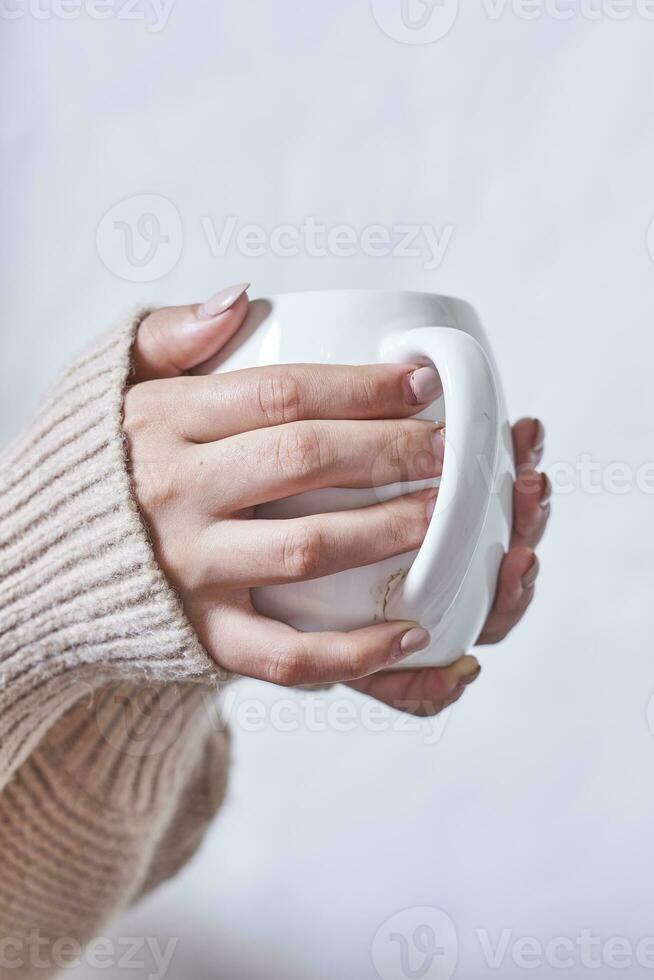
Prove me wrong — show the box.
[197,290,514,669]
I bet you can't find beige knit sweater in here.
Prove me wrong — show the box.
[0,314,232,976]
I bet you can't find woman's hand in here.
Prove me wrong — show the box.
[126,285,550,707]
[126,285,450,687]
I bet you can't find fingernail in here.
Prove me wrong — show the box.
[426,491,437,521]
[522,554,540,589]
[540,473,552,508]
[441,661,481,707]
[459,664,482,687]
[532,419,545,455]
[447,665,480,701]
[407,366,442,405]
[198,283,250,320]
[393,627,431,660]
[433,425,446,463]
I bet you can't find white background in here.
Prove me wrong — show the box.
[2,1,654,977]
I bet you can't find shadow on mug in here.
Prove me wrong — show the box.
[194,300,273,374]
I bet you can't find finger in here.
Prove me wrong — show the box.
[477,546,539,645]
[132,284,250,382]
[512,466,552,548]
[347,655,481,716]
[142,361,443,443]
[513,417,545,467]
[189,490,435,589]
[208,604,432,686]
[190,419,445,513]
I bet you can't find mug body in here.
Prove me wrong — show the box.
[198,290,513,668]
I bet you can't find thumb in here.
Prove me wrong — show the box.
[132,283,250,382]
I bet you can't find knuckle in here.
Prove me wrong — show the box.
[274,423,325,480]
[383,421,414,474]
[163,537,203,591]
[133,452,182,517]
[281,522,324,580]
[343,647,361,680]
[137,465,175,515]
[341,640,368,679]
[140,310,175,364]
[123,383,158,439]
[123,385,182,517]
[124,380,180,444]
[384,507,415,552]
[268,647,306,687]
[515,507,541,537]
[256,370,303,427]
[514,464,540,496]
[357,371,381,413]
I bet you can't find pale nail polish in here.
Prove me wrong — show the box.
[393,627,431,659]
[408,366,442,405]
[198,283,250,320]
[459,664,482,686]
[449,657,480,694]
[434,425,446,462]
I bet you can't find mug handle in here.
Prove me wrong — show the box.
[379,327,501,629]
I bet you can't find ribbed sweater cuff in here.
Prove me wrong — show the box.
[0,312,229,787]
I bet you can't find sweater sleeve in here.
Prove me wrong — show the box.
[0,311,230,790]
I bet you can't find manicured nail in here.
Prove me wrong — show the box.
[198,283,250,320]
[459,664,482,687]
[407,366,442,405]
[532,419,545,454]
[434,425,446,463]
[540,473,552,508]
[522,554,540,589]
[446,665,480,703]
[393,627,431,660]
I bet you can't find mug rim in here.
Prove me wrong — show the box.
[252,286,477,312]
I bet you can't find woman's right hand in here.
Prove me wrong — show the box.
[123,283,478,690]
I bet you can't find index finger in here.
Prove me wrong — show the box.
[147,361,443,442]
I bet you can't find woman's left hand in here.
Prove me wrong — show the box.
[347,418,551,714]
[133,295,550,714]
